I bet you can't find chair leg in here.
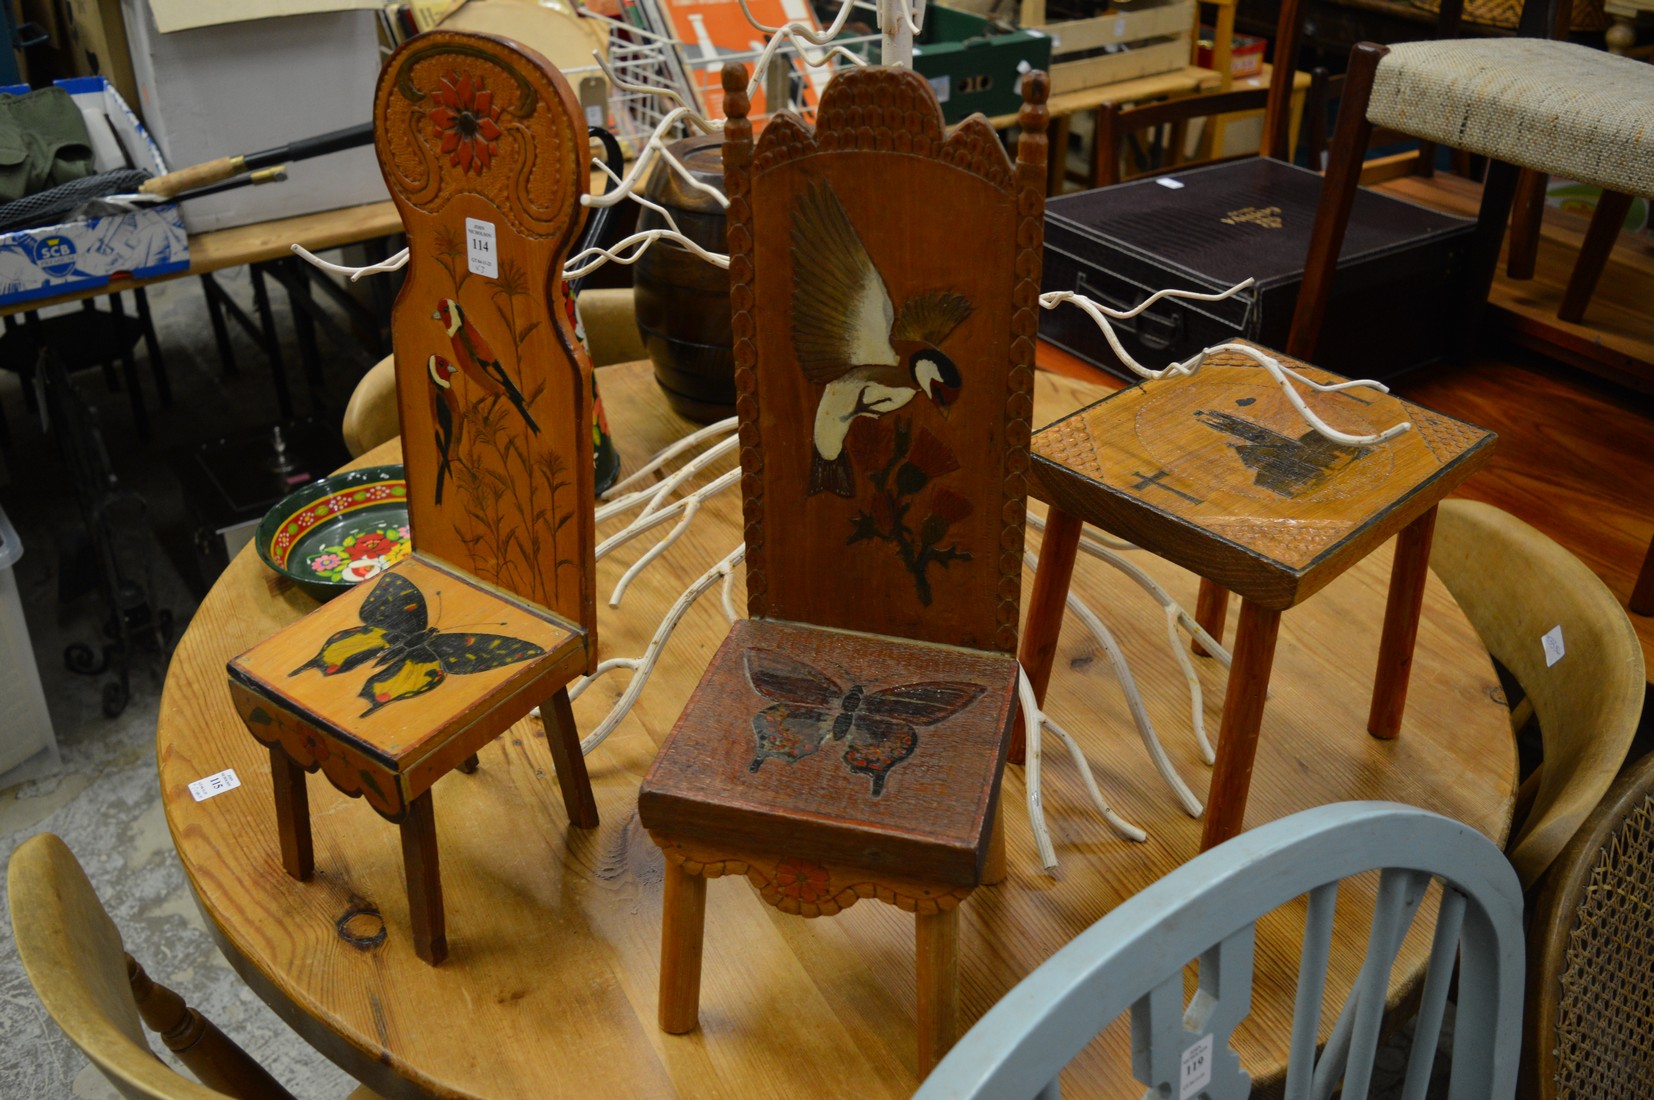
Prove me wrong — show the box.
[1193,578,1229,658]
[1452,158,1522,360]
[1368,506,1437,741]
[1014,506,1084,764]
[541,686,600,828]
[659,861,706,1033]
[1505,169,1548,280]
[458,752,480,774]
[916,906,960,1076]
[1558,190,1635,324]
[1201,599,1283,851]
[269,745,313,881]
[400,791,447,965]
[1288,42,1387,361]
[1630,531,1654,616]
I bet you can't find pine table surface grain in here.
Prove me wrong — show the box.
[158,359,1516,1099]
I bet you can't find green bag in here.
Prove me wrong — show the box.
[0,87,97,203]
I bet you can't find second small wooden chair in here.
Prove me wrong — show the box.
[226,31,600,966]
[638,63,1050,1075]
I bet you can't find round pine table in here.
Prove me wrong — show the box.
[158,360,1515,1098]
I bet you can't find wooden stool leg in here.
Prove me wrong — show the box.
[1558,190,1635,324]
[400,792,447,965]
[1192,578,1229,658]
[458,753,480,774]
[1505,168,1547,280]
[916,906,960,1076]
[541,686,599,829]
[1368,506,1438,741]
[659,862,706,1034]
[1200,600,1282,851]
[1014,506,1084,764]
[269,746,312,881]
[1630,531,1654,617]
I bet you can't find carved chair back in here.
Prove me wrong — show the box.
[374,30,596,640]
[723,64,1047,655]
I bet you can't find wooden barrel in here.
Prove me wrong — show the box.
[633,134,733,423]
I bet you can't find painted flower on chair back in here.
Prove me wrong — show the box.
[429,72,502,174]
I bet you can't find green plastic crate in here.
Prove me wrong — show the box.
[849,8,1052,124]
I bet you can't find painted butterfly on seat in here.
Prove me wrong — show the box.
[744,647,986,797]
[290,572,545,716]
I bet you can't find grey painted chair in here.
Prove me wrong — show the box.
[914,802,1525,1099]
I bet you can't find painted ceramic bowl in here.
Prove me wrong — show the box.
[256,465,412,601]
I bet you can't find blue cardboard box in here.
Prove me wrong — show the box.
[0,76,188,306]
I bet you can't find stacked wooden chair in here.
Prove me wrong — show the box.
[637,62,1050,1073]
[226,31,600,965]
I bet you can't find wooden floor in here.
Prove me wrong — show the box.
[1037,172,1654,684]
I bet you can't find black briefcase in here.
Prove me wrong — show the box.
[1039,158,1476,382]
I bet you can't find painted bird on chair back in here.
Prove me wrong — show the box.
[434,298,540,434]
[791,178,972,497]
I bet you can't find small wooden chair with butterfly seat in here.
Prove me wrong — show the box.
[225,30,600,966]
[636,63,1050,1076]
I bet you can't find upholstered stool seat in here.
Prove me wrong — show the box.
[1368,40,1654,198]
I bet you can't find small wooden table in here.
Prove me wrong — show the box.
[158,360,1514,1098]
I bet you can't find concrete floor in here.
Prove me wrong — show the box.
[0,265,368,1099]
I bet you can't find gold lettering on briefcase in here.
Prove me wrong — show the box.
[1221,206,1283,229]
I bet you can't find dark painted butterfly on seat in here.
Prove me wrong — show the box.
[291,572,545,716]
[744,647,985,797]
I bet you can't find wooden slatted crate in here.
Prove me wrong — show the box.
[1023,0,1196,95]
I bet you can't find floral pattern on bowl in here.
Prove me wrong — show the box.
[256,466,411,600]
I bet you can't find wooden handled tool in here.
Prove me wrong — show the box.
[139,122,373,198]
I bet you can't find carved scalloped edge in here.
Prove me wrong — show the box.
[655,837,973,918]
[751,67,1014,193]
[994,73,1050,653]
[723,68,768,617]
[228,681,407,822]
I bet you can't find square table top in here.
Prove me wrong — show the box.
[1030,341,1496,608]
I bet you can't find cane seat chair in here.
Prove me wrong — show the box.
[1428,499,1645,889]
[1524,750,1654,1097]
[9,833,384,1100]
[226,31,600,966]
[636,63,1050,1074]
[913,802,1526,1099]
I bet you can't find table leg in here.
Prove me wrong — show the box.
[1201,599,1282,851]
[458,753,480,774]
[1013,506,1083,764]
[1193,578,1229,658]
[269,745,312,881]
[1368,506,1438,741]
[916,906,959,1076]
[659,862,706,1034]
[542,686,600,829]
[400,792,447,965]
